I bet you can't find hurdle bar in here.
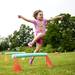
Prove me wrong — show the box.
[12,53,48,58]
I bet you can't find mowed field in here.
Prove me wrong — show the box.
[0,52,75,75]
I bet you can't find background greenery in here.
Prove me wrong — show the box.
[0,13,75,52]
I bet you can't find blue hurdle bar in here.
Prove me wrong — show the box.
[12,53,48,58]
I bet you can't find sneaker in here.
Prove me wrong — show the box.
[28,42,33,47]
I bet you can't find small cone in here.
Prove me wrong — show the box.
[45,55,53,68]
[13,57,22,73]
[4,55,9,64]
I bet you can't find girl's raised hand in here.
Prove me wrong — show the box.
[18,15,22,18]
[55,15,64,19]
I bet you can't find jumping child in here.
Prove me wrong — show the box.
[18,10,63,64]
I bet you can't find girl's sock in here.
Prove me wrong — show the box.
[29,58,34,64]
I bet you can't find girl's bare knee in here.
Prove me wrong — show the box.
[38,33,45,37]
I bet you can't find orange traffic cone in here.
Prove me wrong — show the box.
[45,55,53,68]
[13,57,22,73]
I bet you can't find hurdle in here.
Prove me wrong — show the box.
[12,53,53,68]
[11,52,53,73]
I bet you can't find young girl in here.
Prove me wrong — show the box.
[18,10,63,64]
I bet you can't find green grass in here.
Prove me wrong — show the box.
[0,52,75,75]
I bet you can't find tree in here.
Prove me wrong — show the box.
[18,24,33,46]
[8,24,33,49]
[0,38,9,51]
[44,13,75,52]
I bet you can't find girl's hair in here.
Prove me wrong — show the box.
[33,10,43,19]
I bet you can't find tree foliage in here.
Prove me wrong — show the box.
[10,24,33,49]
[44,13,75,52]
[0,24,33,51]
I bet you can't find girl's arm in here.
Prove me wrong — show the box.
[53,15,64,20]
[18,15,34,23]
[47,15,64,22]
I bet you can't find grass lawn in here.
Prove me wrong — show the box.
[0,52,75,75]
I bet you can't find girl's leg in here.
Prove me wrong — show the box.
[29,43,42,64]
[28,33,45,47]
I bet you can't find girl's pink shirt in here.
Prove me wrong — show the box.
[30,18,47,34]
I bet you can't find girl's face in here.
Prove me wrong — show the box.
[36,11,43,20]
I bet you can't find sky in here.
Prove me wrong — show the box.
[0,0,75,37]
